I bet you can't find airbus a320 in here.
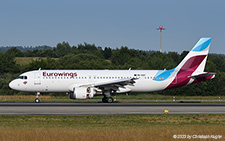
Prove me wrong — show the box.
[9,38,215,103]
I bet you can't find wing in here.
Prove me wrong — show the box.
[94,78,136,87]
[81,78,137,93]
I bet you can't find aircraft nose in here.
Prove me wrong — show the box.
[9,80,16,89]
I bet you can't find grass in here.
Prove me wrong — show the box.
[15,57,43,65]
[15,57,58,65]
[0,114,224,140]
[0,95,224,103]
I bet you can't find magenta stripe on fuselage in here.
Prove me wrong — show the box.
[166,55,207,89]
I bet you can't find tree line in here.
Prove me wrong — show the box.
[0,42,224,96]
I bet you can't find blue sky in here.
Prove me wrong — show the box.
[0,0,224,54]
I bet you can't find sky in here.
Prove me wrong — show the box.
[0,0,224,54]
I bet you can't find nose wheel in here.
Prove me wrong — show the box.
[35,98,40,103]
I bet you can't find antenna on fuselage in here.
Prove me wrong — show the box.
[39,68,41,70]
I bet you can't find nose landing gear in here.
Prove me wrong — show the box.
[35,92,40,103]
[35,98,40,103]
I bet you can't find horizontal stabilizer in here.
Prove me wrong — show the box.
[189,72,216,79]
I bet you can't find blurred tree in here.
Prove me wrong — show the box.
[58,53,112,69]
[5,47,24,57]
[55,42,71,57]
[27,60,47,70]
[0,53,19,73]
[103,47,112,59]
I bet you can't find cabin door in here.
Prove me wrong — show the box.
[34,71,41,85]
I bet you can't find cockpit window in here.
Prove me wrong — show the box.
[17,76,28,79]
[17,76,23,79]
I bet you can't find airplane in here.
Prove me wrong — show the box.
[9,38,215,103]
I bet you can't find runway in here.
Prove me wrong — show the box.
[0,103,224,115]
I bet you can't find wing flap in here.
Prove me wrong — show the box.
[93,78,137,87]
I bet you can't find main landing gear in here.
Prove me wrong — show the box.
[102,96,114,103]
[102,90,114,103]
[35,92,40,103]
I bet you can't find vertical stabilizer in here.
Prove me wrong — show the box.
[176,38,211,74]
[166,38,212,89]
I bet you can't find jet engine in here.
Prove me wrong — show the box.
[69,87,95,99]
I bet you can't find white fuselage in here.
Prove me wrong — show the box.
[9,70,174,93]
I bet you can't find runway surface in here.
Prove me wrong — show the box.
[0,103,224,115]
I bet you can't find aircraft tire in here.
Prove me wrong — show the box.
[35,98,40,103]
[102,97,107,103]
[107,97,114,103]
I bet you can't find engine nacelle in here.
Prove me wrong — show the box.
[69,87,95,100]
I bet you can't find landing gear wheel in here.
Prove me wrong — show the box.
[35,98,40,103]
[35,92,41,103]
[102,97,107,103]
[107,97,114,103]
